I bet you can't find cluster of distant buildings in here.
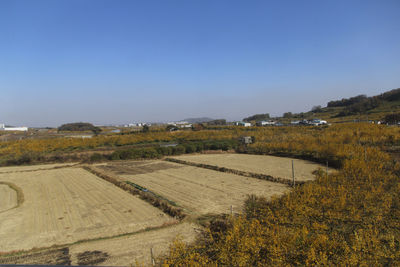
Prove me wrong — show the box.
[167,121,192,128]
[0,123,28,131]
[233,119,328,127]
[124,123,152,127]
[0,118,329,133]
[234,121,281,127]
[123,121,194,130]
[119,119,330,129]
[290,119,328,126]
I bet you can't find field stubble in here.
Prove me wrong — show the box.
[0,167,174,252]
[0,183,18,212]
[170,153,329,182]
[101,160,290,215]
[69,222,198,266]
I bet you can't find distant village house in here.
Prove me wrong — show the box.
[256,120,276,126]
[234,122,252,127]
[0,123,28,131]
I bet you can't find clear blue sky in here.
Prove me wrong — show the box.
[1,0,399,126]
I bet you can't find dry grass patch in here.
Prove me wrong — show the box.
[171,153,327,182]
[0,167,174,253]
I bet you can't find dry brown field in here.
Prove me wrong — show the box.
[170,153,326,182]
[0,167,174,252]
[99,160,289,215]
[0,183,17,212]
[69,222,198,266]
[0,154,319,265]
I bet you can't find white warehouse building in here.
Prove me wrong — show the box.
[0,123,28,131]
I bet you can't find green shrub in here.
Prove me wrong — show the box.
[184,144,197,153]
[172,145,186,155]
[89,153,105,162]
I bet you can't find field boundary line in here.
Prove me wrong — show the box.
[0,181,24,212]
[164,158,305,186]
[0,163,80,174]
[81,165,186,219]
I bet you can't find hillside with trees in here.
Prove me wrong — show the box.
[383,112,400,124]
[183,117,214,123]
[243,113,270,122]
[58,122,101,134]
[314,88,400,120]
[245,87,400,123]
[207,119,227,125]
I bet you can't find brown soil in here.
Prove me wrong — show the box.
[96,160,183,175]
[76,250,109,265]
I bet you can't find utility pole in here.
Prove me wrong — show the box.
[150,247,155,266]
[326,161,329,180]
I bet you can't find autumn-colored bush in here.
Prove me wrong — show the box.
[2,123,398,166]
[163,124,400,266]
[0,130,241,165]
